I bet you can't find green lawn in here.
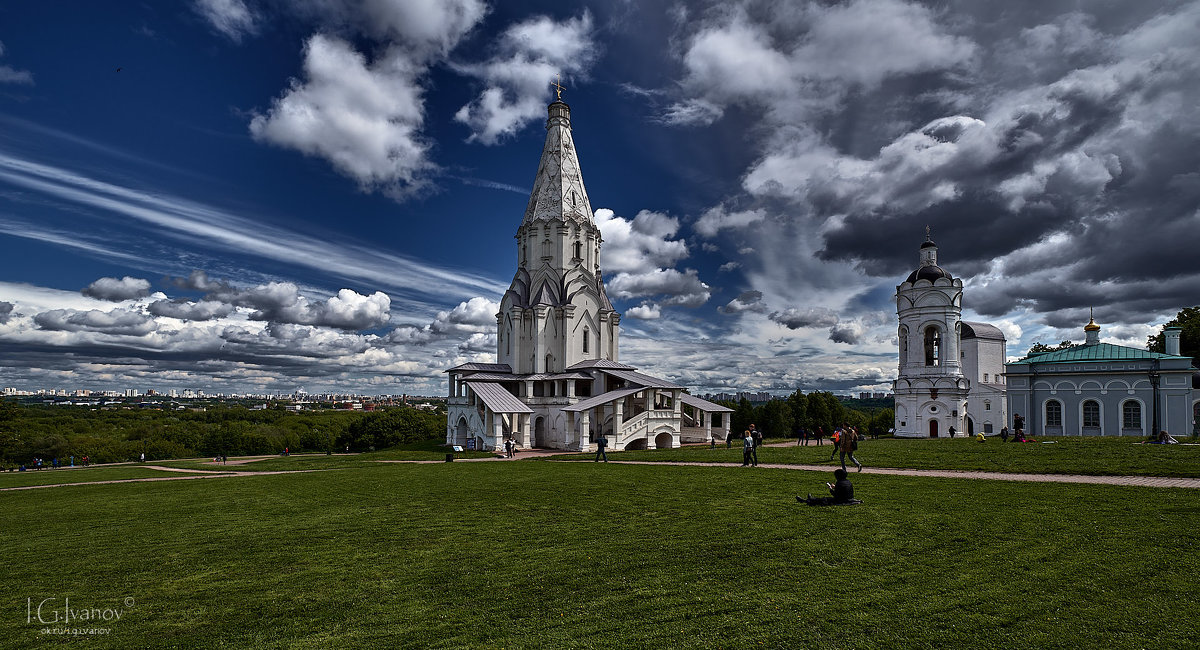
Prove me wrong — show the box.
[572,436,1200,477]
[0,465,201,488]
[156,441,493,473]
[2,461,1198,648]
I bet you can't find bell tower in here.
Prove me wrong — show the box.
[497,98,620,374]
[894,232,969,437]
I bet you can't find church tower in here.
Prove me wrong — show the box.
[497,99,620,374]
[894,232,969,437]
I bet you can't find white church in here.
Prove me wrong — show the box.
[445,98,732,452]
[893,234,1007,437]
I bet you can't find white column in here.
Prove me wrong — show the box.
[580,411,591,450]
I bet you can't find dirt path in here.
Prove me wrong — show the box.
[0,468,327,492]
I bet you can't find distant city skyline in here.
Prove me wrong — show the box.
[2,1,1199,396]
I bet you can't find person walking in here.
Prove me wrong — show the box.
[594,435,608,462]
[840,426,863,472]
[1014,413,1025,436]
[999,426,1009,442]
[829,428,841,461]
[750,424,762,466]
[815,426,824,446]
[741,431,754,466]
[948,426,957,438]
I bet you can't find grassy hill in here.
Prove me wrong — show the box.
[3,453,1198,648]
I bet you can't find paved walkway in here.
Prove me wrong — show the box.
[595,460,1200,489]
[7,452,1199,491]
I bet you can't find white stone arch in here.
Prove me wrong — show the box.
[1120,397,1146,435]
[921,322,945,367]
[1104,379,1133,393]
[1052,379,1079,393]
[1078,380,1103,393]
[915,291,951,308]
[1079,398,1103,436]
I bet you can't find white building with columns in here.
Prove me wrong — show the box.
[445,98,731,452]
[894,234,1007,437]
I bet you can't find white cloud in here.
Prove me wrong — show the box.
[694,205,767,237]
[148,299,235,321]
[82,276,151,301]
[719,290,766,315]
[626,302,662,320]
[193,0,258,42]
[250,35,433,197]
[455,12,598,144]
[608,268,710,308]
[595,208,688,274]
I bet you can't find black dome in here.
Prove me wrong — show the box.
[920,240,938,249]
[906,265,953,283]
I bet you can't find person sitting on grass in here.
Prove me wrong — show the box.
[798,469,862,506]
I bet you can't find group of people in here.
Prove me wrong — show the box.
[999,413,1033,442]
[740,424,764,466]
[827,425,864,472]
[14,455,88,472]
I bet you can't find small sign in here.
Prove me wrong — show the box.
[452,445,464,452]
[465,439,476,450]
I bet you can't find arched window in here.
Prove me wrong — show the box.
[898,326,909,366]
[1083,400,1100,428]
[1122,400,1141,430]
[573,241,582,259]
[924,326,941,366]
[545,353,554,373]
[582,327,589,353]
[984,400,991,411]
[1046,400,1062,427]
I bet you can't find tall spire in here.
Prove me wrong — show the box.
[522,99,594,226]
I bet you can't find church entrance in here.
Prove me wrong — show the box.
[534,416,546,448]
[455,417,469,446]
[929,420,939,437]
[967,418,974,435]
[654,432,673,449]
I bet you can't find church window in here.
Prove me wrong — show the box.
[924,327,941,366]
[899,326,909,365]
[1083,400,1100,428]
[573,241,582,259]
[984,400,991,411]
[582,327,589,353]
[983,373,989,383]
[1122,401,1141,429]
[545,353,554,373]
[542,238,552,257]
[1046,400,1062,427]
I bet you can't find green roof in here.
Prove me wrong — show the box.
[1022,343,1186,364]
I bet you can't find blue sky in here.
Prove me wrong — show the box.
[1,1,1198,396]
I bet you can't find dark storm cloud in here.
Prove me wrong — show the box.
[769,306,839,329]
[81,276,151,301]
[0,301,12,323]
[34,308,158,336]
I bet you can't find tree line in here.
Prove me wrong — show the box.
[719,391,894,440]
[0,401,445,468]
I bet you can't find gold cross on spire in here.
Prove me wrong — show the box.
[552,74,564,101]
[925,224,931,241]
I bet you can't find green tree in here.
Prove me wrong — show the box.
[806,394,831,436]
[786,390,808,431]
[1147,306,1200,362]
[1023,340,1075,359]
[731,398,755,438]
[760,400,794,439]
